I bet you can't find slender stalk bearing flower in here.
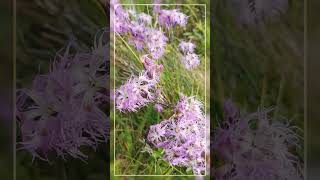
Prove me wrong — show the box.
[147,95,206,175]
[213,100,303,180]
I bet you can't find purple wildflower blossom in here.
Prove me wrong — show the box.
[147,95,206,175]
[115,73,157,112]
[158,9,188,29]
[112,3,168,59]
[179,41,196,54]
[153,0,162,14]
[141,54,164,81]
[115,55,163,112]
[154,104,164,112]
[145,29,168,59]
[213,100,303,180]
[111,0,130,34]
[128,25,168,59]
[137,13,152,25]
[181,53,200,70]
[128,22,147,50]
[16,36,109,161]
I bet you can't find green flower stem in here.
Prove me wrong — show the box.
[115,32,142,65]
[57,159,67,180]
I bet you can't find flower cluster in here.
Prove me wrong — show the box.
[111,0,170,60]
[115,55,163,112]
[147,95,206,175]
[179,41,200,70]
[213,100,303,180]
[113,3,190,111]
[158,9,188,29]
[16,31,109,161]
[112,1,130,34]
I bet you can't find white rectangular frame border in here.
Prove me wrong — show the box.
[113,3,207,177]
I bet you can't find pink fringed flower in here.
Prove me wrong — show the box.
[158,9,188,28]
[181,53,200,70]
[145,29,168,59]
[141,54,164,81]
[147,95,206,175]
[115,73,157,112]
[128,22,148,50]
[16,36,109,161]
[115,55,163,112]
[113,3,168,59]
[179,41,196,54]
[111,1,130,34]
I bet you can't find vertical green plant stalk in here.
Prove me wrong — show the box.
[57,159,67,180]
[274,73,285,120]
[116,32,143,68]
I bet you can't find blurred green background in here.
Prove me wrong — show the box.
[212,0,304,170]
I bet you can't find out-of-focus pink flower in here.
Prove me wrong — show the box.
[213,100,303,180]
[16,32,109,161]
